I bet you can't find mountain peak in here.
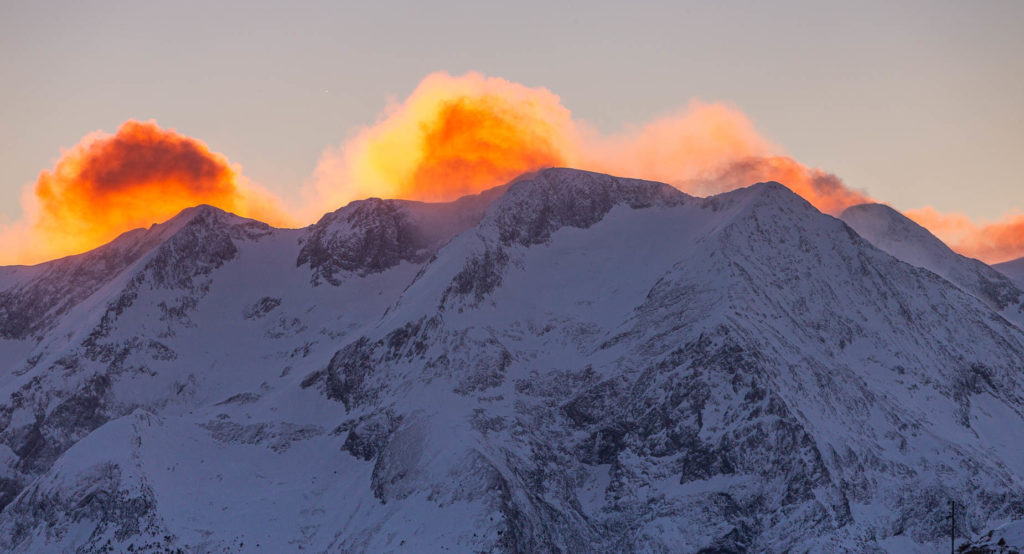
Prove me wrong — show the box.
[701,180,817,219]
[157,203,257,235]
[0,203,275,340]
[748,180,790,193]
[482,168,689,247]
[297,191,501,286]
[733,180,811,207]
[841,201,900,218]
[840,202,956,265]
[841,202,950,253]
[995,256,1024,289]
[172,203,227,218]
[842,202,1023,315]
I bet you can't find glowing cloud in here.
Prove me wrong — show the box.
[307,72,870,219]
[307,72,579,216]
[906,207,1024,264]
[682,156,872,215]
[0,120,288,265]
[582,100,778,189]
[1,72,1017,267]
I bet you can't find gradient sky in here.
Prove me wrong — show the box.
[1,0,1022,225]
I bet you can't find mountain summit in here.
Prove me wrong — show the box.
[841,202,1024,326]
[1,168,1023,552]
[996,256,1024,289]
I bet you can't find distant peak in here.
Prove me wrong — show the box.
[708,180,818,216]
[749,180,788,191]
[840,203,930,233]
[523,167,682,191]
[840,202,940,244]
[745,180,803,199]
[505,167,686,199]
[841,202,902,218]
[482,168,688,247]
[995,256,1024,288]
[152,204,268,239]
[841,201,1024,312]
[533,167,612,180]
[165,204,233,224]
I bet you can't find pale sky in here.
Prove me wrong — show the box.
[1,0,1022,223]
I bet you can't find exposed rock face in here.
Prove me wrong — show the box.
[297,199,437,286]
[1,169,1024,552]
[0,229,157,341]
[482,168,688,247]
[0,206,271,517]
[297,184,504,286]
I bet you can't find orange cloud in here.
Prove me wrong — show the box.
[307,72,869,219]
[582,100,778,189]
[906,207,1024,264]
[306,72,579,217]
[682,156,873,215]
[0,120,288,265]
[2,72,1016,268]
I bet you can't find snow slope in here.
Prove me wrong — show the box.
[841,202,1024,327]
[1,168,1023,552]
[996,257,1024,290]
[964,519,1024,553]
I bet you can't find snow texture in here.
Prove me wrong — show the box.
[841,202,1024,327]
[0,168,1023,553]
[996,257,1024,291]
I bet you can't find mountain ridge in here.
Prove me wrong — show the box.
[996,256,1024,289]
[841,202,1024,327]
[0,168,1022,552]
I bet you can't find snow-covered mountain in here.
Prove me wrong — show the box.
[996,257,1024,290]
[963,519,1024,553]
[1,168,1023,552]
[841,202,1024,327]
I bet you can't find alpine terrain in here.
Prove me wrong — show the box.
[1,168,1023,553]
[996,257,1024,291]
